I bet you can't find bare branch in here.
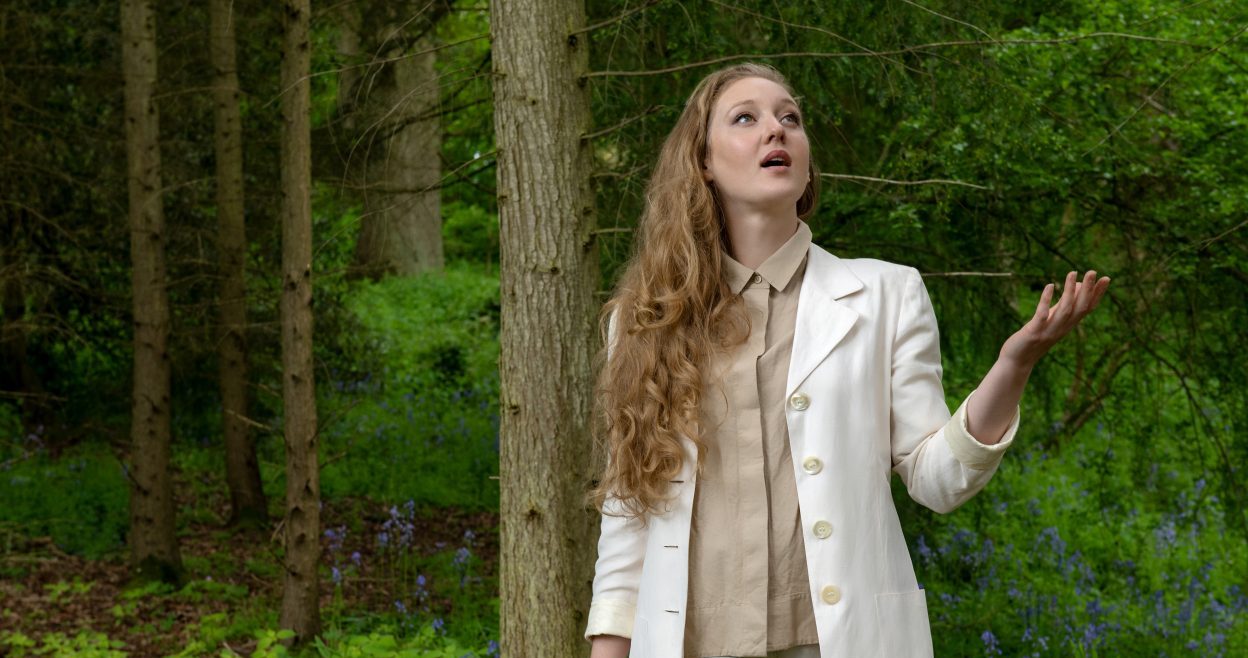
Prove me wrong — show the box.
[261,31,489,111]
[707,0,927,77]
[898,0,999,43]
[584,32,1207,78]
[582,105,667,141]
[921,271,1014,277]
[572,0,666,37]
[1082,22,1248,155]
[820,172,989,190]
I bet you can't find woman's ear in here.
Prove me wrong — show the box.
[702,164,713,183]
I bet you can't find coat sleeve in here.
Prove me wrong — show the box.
[889,266,1021,514]
[584,310,650,641]
[584,493,650,639]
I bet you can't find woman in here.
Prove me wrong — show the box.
[583,63,1110,658]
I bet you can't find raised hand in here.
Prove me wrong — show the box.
[1000,270,1112,370]
[960,270,1111,445]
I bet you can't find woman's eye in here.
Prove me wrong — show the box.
[733,113,753,124]
[784,114,801,125]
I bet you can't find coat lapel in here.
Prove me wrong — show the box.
[786,244,864,399]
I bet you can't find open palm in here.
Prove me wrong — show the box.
[1001,270,1112,368]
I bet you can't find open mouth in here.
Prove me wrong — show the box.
[760,150,792,168]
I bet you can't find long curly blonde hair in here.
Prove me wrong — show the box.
[589,63,820,520]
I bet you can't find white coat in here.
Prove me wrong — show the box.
[584,242,1021,658]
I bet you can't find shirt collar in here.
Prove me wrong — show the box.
[722,220,813,294]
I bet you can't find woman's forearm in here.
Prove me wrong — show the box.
[965,354,1033,445]
[589,634,631,658]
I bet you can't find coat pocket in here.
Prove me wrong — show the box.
[874,589,934,658]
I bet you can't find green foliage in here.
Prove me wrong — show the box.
[0,630,127,657]
[317,264,500,510]
[44,577,93,603]
[0,443,128,558]
[0,402,21,447]
[313,623,489,657]
[897,359,1248,655]
[442,201,499,268]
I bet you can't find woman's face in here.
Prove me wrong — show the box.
[702,76,810,217]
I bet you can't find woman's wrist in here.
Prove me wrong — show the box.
[589,633,631,658]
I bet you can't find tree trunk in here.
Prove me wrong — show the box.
[121,0,182,584]
[350,31,444,278]
[491,0,598,655]
[277,0,321,644]
[210,0,267,529]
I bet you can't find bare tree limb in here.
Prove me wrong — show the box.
[1082,22,1248,155]
[582,105,667,141]
[583,32,1208,78]
[571,0,665,37]
[820,172,989,189]
[921,271,1014,277]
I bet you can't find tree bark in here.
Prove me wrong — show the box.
[338,2,450,279]
[121,0,182,584]
[491,0,598,655]
[277,0,321,644]
[351,31,444,278]
[210,0,267,529]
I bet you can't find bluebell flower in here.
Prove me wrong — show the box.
[916,535,933,562]
[432,617,445,635]
[981,630,1001,656]
[1154,520,1178,551]
[487,639,500,656]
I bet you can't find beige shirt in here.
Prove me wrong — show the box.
[684,221,820,658]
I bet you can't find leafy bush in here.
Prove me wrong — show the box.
[905,429,1248,657]
[0,443,128,558]
[317,264,500,510]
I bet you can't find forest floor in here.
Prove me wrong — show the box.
[0,497,499,656]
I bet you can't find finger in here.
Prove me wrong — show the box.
[1034,283,1054,323]
[1089,276,1111,311]
[1054,271,1077,316]
[1075,270,1097,315]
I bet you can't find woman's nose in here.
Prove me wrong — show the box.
[765,117,785,141]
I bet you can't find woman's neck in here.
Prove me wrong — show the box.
[723,210,800,269]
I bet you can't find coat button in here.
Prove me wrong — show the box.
[790,392,810,411]
[802,456,823,475]
[821,584,842,605]
[813,520,833,539]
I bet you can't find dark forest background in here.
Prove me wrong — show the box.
[1,0,1245,655]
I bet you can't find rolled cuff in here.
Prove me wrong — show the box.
[944,388,1020,471]
[584,598,636,641]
